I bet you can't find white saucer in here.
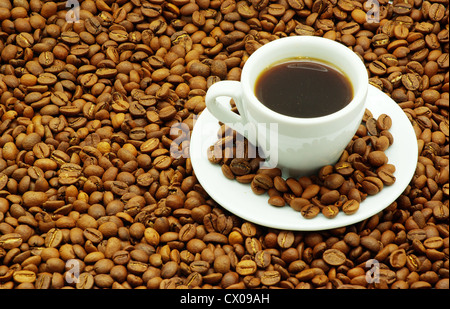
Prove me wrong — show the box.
[189,85,418,231]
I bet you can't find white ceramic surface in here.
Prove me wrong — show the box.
[205,36,369,176]
[190,85,418,231]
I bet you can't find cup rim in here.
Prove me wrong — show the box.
[241,36,368,124]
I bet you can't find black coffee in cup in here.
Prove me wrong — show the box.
[255,58,353,118]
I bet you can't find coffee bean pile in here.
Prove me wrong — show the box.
[209,109,397,219]
[0,0,448,289]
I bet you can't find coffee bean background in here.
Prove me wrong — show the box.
[0,0,448,289]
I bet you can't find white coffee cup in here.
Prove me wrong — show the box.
[205,36,368,176]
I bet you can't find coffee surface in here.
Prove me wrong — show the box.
[255,59,353,118]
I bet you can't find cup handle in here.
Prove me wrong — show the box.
[205,80,247,129]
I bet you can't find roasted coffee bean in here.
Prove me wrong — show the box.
[360,236,382,252]
[300,204,321,219]
[229,158,252,176]
[378,170,396,186]
[260,270,281,286]
[76,273,95,289]
[236,260,257,276]
[368,151,388,167]
[22,191,48,208]
[268,195,285,207]
[376,114,392,131]
[369,60,387,75]
[0,234,23,250]
[366,117,379,136]
[362,176,384,195]
[255,250,271,268]
[323,249,346,266]
[277,231,295,248]
[302,184,321,199]
[252,173,273,191]
[324,174,345,190]
[322,205,340,219]
[342,200,360,215]
[13,270,36,284]
[390,249,407,269]
[83,228,103,244]
[44,228,63,248]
